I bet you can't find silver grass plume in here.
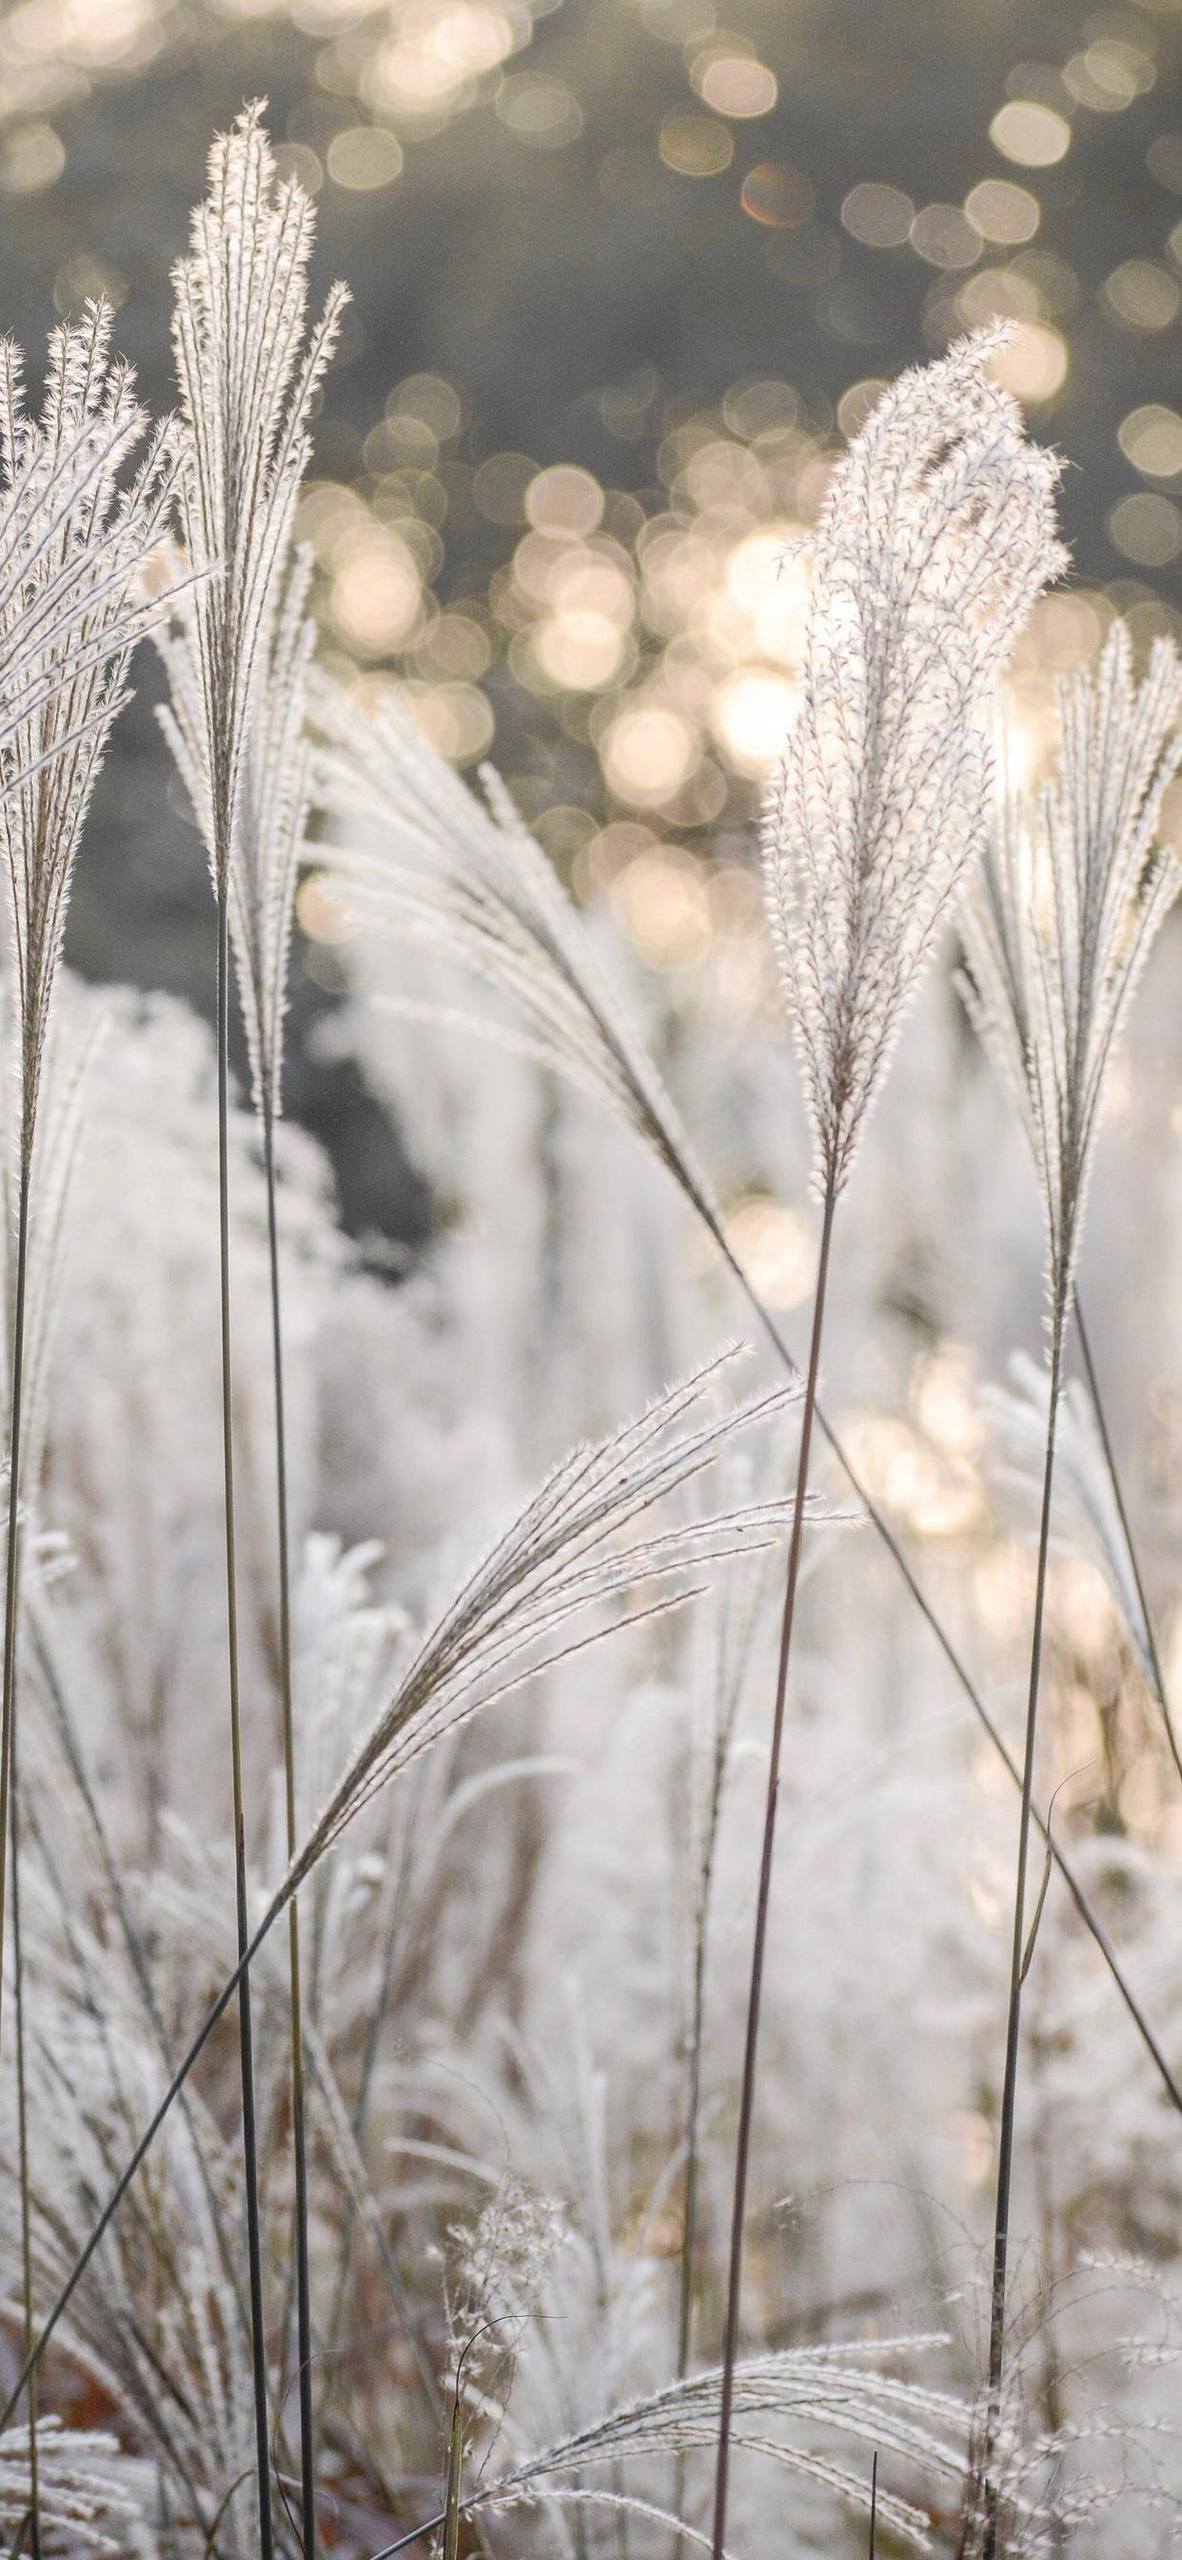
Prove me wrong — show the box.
[161,542,315,1123]
[312,671,717,1210]
[0,302,181,1160]
[373,2340,971,2558]
[956,615,1182,2552]
[308,627,1182,2142]
[161,99,345,914]
[159,102,346,2560]
[763,327,1065,1198]
[959,620,1182,1314]
[3,1349,834,2408]
[275,1347,816,1895]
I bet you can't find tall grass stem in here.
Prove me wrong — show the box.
[9,1687,40,2557]
[981,1302,1065,2557]
[262,1098,317,2559]
[0,1152,31,2046]
[217,882,275,2560]
[710,1174,837,2560]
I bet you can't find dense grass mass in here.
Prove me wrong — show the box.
[2,69,1182,2560]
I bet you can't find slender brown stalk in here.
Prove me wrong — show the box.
[216,882,275,2560]
[980,1298,1066,2560]
[2,1151,39,2555]
[262,1097,317,2558]
[710,1174,837,2560]
[0,1151,31,2043]
[9,1676,40,2558]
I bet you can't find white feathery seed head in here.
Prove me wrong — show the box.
[763,327,1066,1198]
[161,98,345,1051]
[959,621,1182,1310]
[313,671,717,1207]
[0,301,181,1156]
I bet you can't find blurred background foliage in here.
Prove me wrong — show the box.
[6,0,1182,1243]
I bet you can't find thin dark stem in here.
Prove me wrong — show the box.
[29,1612,246,2322]
[9,1677,40,2560]
[710,1172,837,2560]
[262,1097,317,2560]
[0,1907,268,2435]
[672,1602,752,2543]
[693,1199,1182,2121]
[0,1150,31,2049]
[217,883,275,2560]
[1074,1295,1182,1791]
[677,1916,708,2388]
[981,1300,1066,2560]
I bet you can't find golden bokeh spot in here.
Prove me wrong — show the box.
[989,101,1071,168]
[711,668,798,774]
[659,113,734,176]
[0,121,64,193]
[724,1196,814,1310]
[326,125,404,190]
[609,847,714,970]
[495,76,584,147]
[692,50,778,119]
[741,163,814,229]
[602,702,699,805]
[963,178,1039,244]
[1108,492,1182,567]
[526,465,605,538]
[1103,259,1180,329]
[910,201,980,270]
[472,450,537,523]
[330,528,423,653]
[1119,403,1182,478]
[534,609,631,690]
[1063,38,1155,112]
[840,181,914,247]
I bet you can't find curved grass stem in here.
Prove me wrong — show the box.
[0,1150,30,2048]
[980,1300,1066,2559]
[2,1148,39,2553]
[217,883,275,2560]
[710,1172,837,2560]
[262,1097,317,2560]
[10,1673,40,2558]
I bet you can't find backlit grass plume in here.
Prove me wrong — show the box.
[763,327,1066,1202]
[958,620,1182,2555]
[711,330,1064,2560]
[311,625,1182,2135]
[161,101,346,2560]
[313,672,711,1208]
[0,304,179,1163]
[5,1346,826,2417]
[0,307,179,2546]
[960,623,1182,1317]
[378,2338,972,2558]
[165,101,345,897]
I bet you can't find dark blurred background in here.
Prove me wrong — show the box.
[4,0,1181,1247]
